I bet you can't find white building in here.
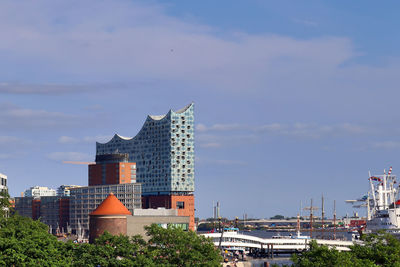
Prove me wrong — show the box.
[57,185,82,196]
[0,173,7,193]
[24,186,56,198]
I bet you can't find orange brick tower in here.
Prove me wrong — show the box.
[89,193,132,243]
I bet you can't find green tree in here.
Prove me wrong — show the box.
[351,232,400,266]
[291,240,376,267]
[70,232,155,267]
[0,215,69,266]
[146,224,222,266]
[0,216,223,266]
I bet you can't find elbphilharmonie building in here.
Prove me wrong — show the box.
[96,103,195,229]
[96,103,194,195]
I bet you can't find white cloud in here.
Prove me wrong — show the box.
[196,123,243,132]
[372,141,400,150]
[0,0,358,95]
[0,82,126,95]
[46,152,91,162]
[292,18,318,27]
[0,103,96,130]
[199,142,221,148]
[196,123,208,132]
[198,122,367,140]
[0,136,22,144]
[58,136,79,144]
[58,135,112,144]
[83,135,112,143]
[196,157,246,166]
[257,122,367,139]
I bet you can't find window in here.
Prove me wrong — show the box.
[176,201,185,209]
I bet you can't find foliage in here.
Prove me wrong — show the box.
[291,232,400,267]
[350,232,400,266]
[291,240,376,267]
[0,216,221,266]
[68,233,155,267]
[0,215,69,266]
[146,224,222,266]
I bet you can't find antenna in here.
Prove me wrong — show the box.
[333,200,337,240]
[303,198,318,238]
[322,194,325,238]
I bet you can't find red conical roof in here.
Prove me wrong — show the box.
[90,193,132,216]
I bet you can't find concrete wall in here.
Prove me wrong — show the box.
[126,215,190,240]
[132,208,178,216]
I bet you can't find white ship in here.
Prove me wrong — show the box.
[350,167,400,234]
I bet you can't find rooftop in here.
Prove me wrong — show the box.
[90,192,132,216]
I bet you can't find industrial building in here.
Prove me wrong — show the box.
[69,183,142,236]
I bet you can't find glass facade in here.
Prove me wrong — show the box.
[96,103,195,195]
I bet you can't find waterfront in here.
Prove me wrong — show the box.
[244,229,353,241]
[210,229,355,266]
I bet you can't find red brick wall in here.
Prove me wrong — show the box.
[89,162,136,186]
[88,164,102,186]
[105,163,118,184]
[32,199,41,220]
[171,195,195,231]
[59,198,70,230]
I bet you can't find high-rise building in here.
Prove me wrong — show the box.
[40,196,70,234]
[88,153,136,186]
[14,197,34,218]
[0,173,7,194]
[24,186,56,198]
[96,103,195,229]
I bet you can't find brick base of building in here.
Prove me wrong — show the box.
[89,215,127,243]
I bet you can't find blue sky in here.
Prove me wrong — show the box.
[1,0,400,219]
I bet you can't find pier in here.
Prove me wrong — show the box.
[201,231,355,257]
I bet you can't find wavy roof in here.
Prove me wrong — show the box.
[90,193,132,216]
[97,103,193,145]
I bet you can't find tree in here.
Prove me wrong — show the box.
[70,232,155,267]
[291,232,400,267]
[145,224,222,266]
[291,240,376,267]
[0,216,222,266]
[0,215,69,266]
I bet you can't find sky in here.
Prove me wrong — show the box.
[1,0,400,219]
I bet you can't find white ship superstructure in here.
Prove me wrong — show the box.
[362,167,400,233]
